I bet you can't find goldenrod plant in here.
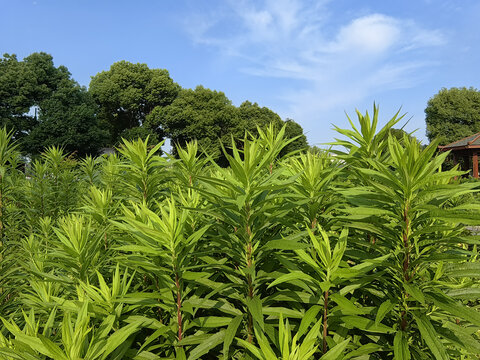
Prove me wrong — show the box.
[0,108,479,359]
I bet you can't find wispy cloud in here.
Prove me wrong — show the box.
[183,0,446,141]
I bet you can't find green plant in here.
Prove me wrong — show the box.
[0,115,479,359]
[335,113,480,358]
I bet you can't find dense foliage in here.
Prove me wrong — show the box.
[89,60,181,145]
[0,107,479,359]
[0,52,107,155]
[425,87,480,145]
[1,53,307,158]
[147,88,307,164]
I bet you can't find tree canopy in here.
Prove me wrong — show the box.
[147,86,239,162]
[1,52,308,159]
[27,79,109,156]
[282,118,308,155]
[89,60,180,145]
[147,87,308,164]
[0,53,69,142]
[237,100,282,133]
[0,52,105,155]
[425,87,480,145]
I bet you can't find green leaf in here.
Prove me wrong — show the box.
[412,313,448,360]
[1,319,50,357]
[191,317,233,328]
[223,315,243,359]
[446,287,480,300]
[253,325,277,360]
[393,331,410,360]
[426,291,480,327]
[330,293,365,315]
[178,334,213,346]
[343,343,383,359]
[404,283,425,305]
[341,316,394,333]
[101,321,142,360]
[38,335,68,360]
[375,300,395,325]
[297,305,322,337]
[246,296,264,330]
[263,307,304,318]
[236,338,265,359]
[184,298,242,316]
[262,239,308,250]
[442,321,480,354]
[188,330,225,360]
[321,338,350,360]
[176,347,187,360]
[444,262,480,278]
[268,271,316,289]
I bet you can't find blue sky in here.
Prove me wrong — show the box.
[1,0,479,147]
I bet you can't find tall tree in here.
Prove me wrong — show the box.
[148,91,308,163]
[237,102,307,154]
[0,52,106,156]
[146,85,239,161]
[27,79,109,156]
[237,100,283,133]
[282,118,308,155]
[89,61,180,145]
[425,87,480,145]
[0,52,70,145]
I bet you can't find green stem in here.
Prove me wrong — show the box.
[246,240,254,344]
[245,201,254,343]
[175,272,183,341]
[401,205,411,331]
[402,206,411,281]
[323,290,329,353]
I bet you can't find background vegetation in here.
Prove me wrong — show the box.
[0,52,307,161]
[425,87,480,145]
[0,106,479,359]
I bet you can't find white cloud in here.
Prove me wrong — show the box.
[330,14,401,54]
[184,0,446,143]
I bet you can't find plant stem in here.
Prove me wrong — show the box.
[400,311,407,331]
[401,205,411,331]
[142,178,147,204]
[323,290,329,353]
[246,239,254,343]
[246,201,254,343]
[402,206,411,281]
[402,205,411,281]
[175,272,183,341]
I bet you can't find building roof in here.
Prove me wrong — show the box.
[438,132,480,151]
